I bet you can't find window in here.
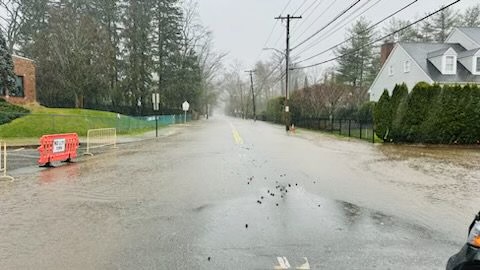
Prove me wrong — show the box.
[9,76,24,97]
[388,65,394,76]
[404,60,411,73]
[445,55,456,74]
[476,57,480,73]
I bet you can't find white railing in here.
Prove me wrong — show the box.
[0,141,14,182]
[85,128,117,156]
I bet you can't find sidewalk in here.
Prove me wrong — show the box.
[1,125,183,148]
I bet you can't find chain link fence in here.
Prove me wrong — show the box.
[0,112,192,138]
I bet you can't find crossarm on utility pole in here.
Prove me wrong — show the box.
[274,14,302,131]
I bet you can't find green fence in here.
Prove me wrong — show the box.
[0,112,192,138]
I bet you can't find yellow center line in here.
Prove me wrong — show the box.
[229,123,244,145]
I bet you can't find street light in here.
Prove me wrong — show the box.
[262,47,286,56]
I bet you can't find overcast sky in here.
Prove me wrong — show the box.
[197,0,479,71]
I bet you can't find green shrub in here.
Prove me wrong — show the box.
[374,89,391,141]
[390,83,409,142]
[374,83,480,144]
[266,97,285,124]
[0,101,30,125]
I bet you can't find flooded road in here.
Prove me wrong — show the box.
[0,117,478,269]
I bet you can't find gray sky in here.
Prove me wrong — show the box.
[197,0,479,71]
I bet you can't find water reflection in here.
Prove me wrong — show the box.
[339,201,363,227]
[39,163,80,184]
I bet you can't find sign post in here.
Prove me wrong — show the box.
[182,101,190,124]
[152,93,160,137]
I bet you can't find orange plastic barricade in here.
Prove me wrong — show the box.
[38,133,79,167]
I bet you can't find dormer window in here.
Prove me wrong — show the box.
[444,55,456,74]
[476,57,480,73]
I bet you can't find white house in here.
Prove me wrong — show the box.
[369,27,480,101]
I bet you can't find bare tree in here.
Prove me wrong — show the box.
[0,0,23,52]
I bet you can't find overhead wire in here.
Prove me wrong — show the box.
[292,0,361,51]
[294,0,418,64]
[292,0,326,32]
[256,0,296,61]
[290,0,461,70]
[292,0,383,57]
[294,0,337,43]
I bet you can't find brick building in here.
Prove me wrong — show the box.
[0,55,36,105]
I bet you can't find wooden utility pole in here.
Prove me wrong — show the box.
[275,14,301,131]
[245,70,256,121]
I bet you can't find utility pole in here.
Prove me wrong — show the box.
[245,70,257,121]
[275,14,301,131]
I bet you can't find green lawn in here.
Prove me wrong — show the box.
[0,105,159,138]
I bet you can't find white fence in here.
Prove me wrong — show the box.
[85,128,117,156]
[0,141,14,181]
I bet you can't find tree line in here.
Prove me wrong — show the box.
[0,0,225,116]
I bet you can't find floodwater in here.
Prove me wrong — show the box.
[0,118,478,269]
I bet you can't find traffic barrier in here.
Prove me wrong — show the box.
[0,141,14,181]
[84,128,117,156]
[38,133,79,167]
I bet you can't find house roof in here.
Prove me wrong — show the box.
[457,27,480,46]
[427,47,455,58]
[458,48,480,58]
[399,42,480,83]
[12,54,34,62]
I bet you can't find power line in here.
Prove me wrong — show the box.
[292,0,361,51]
[257,0,296,61]
[294,0,336,42]
[293,0,326,31]
[293,0,309,15]
[293,0,382,57]
[295,0,418,64]
[291,0,461,70]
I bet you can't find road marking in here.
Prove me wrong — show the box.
[229,123,244,144]
[273,257,310,270]
[296,258,311,270]
[274,257,291,269]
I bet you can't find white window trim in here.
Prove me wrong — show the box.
[404,60,411,73]
[443,55,457,75]
[388,65,394,76]
[475,56,480,74]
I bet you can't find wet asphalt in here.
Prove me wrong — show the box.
[0,116,478,269]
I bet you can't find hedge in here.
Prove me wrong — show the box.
[0,98,30,125]
[374,82,480,144]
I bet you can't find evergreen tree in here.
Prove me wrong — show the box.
[122,0,154,113]
[422,7,459,42]
[389,83,408,142]
[336,17,378,88]
[383,18,421,42]
[0,30,16,97]
[373,89,391,141]
[401,82,437,142]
